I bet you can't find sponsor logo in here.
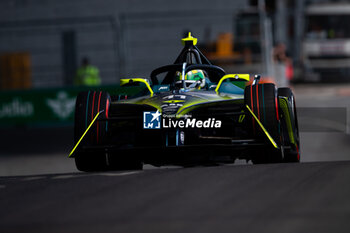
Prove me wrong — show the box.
[162,94,186,100]
[163,117,221,129]
[143,111,161,129]
[0,98,34,118]
[46,91,76,119]
[143,111,222,129]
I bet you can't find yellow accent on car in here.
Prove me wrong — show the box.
[163,100,185,104]
[215,74,250,93]
[238,114,245,123]
[120,78,154,97]
[69,110,103,157]
[181,32,198,46]
[176,97,235,118]
[246,105,278,149]
[279,97,296,144]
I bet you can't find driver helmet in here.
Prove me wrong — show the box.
[175,70,206,89]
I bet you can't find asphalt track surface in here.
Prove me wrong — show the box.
[1,161,350,233]
[1,84,350,232]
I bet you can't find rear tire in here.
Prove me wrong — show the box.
[278,87,300,163]
[75,152,108,172]
[244,83,283,163]
[108,156,143,171]
[74,91,143,171]
[74,91,111,172]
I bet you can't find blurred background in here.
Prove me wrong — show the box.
[1,0,350,175]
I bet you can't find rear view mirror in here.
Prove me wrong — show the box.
[215,74,250,93]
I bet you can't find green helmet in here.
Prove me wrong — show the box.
[175,70,206,89]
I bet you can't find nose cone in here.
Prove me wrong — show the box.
[140,90,222,116]
[161,94,188,115]
[160,91,215,115]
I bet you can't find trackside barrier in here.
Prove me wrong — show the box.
[0,85,143,127]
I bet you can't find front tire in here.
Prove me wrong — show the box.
[245,83,283,163]
[278,87,300,163]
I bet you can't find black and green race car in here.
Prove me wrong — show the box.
[69,33,300,171]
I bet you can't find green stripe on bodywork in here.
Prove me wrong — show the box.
[176,95,240,117]
[118,97,162,112]
[163,100,185,104]
[119,91,243,117]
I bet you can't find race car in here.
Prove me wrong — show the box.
[69,32,300,171]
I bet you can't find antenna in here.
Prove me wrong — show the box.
[181,32,198,46]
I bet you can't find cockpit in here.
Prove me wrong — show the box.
[121,32,249,97]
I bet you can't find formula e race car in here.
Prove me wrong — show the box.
[69,33,300,171]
